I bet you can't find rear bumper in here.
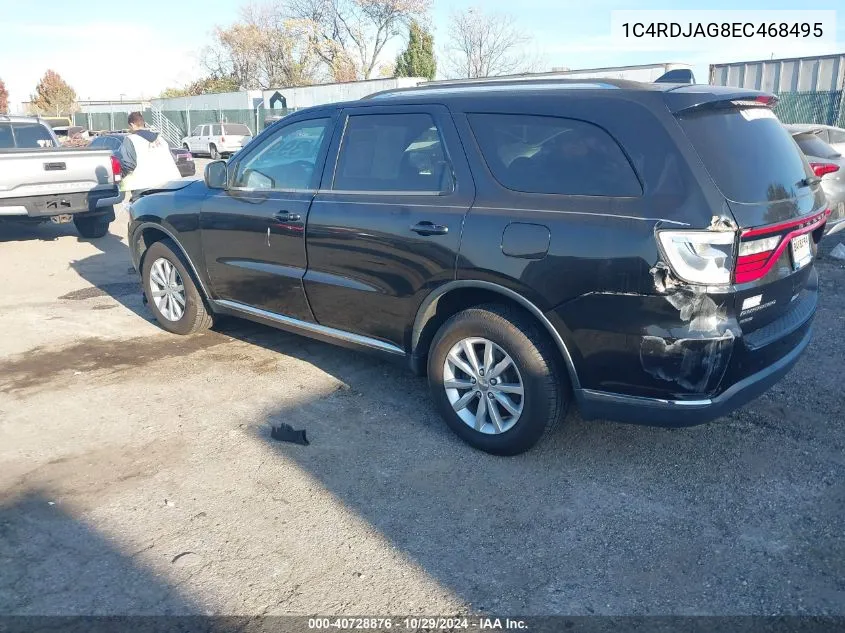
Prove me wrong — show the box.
[572,266,818,427]
[577,321,812,426]
[0,188,123,217]
[176,162,196,177]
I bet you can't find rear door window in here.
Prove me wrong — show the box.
[467,113,641,196]
[678,107,811,203]
[333,113,454,193]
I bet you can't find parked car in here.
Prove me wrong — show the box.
[0,115,121,237]
[788,123,845,156]
[786,125,845,236]
[89,133,196,178]
[181,123,252,159]
[128,80,827,454]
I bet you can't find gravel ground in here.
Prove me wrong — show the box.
[0,206,843,616]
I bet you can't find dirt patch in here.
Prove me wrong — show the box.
[0,333,229,394]
[59,283,139,301]
[0,438,186,508]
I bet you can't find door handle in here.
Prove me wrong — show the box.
[410,221,449,236]
[275,211,301,222]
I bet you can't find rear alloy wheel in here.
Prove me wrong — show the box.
[428,304,568,455]
[443,338,525,435]
[209,144,220,159]
[141,239,213,335]
[73,214,110,238]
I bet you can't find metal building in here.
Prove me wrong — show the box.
[709,53,845,93]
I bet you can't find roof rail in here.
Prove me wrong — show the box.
[363,76,644,100]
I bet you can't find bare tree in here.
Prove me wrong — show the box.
[289,0,431,81]
[203,3,324,89]
[445,6,537,79]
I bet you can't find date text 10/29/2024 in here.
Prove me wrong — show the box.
[308,617,528,630]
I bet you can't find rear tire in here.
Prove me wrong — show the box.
[73,214,110,238]
[209,144,220,160]
[141,239,213,335]
[427,304,568,455]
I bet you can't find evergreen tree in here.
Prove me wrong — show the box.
[395,21,436,80]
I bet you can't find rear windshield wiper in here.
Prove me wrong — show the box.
[797,175,822,188]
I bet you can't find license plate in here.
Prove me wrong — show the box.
[790,234,812,270]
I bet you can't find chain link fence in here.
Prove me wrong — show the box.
[773,90,845,128]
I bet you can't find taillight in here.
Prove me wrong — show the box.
[110,155,122,182]
[735,209,831,283]
[810,162,839,178]
[657,230,735,285]
[221,136,226,143]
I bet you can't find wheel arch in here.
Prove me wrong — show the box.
[410,280,581,389]
[133,222,213,306]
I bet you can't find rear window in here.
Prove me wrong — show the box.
[16,123,56,147]
[468,113,641,197]
[794,133,840,160]
[223,124,251,136]
[678,107,810,203]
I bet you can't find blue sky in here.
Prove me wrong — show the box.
[0,0,843,111]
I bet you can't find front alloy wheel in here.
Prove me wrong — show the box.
[148,257,186,322]
[444,337,524,434]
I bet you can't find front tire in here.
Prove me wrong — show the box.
[141,239,213,335]
[73,214,110,238]
[427,304,568,455]
[209,144,220,160]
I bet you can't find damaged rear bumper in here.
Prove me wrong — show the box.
[577,320,811,426]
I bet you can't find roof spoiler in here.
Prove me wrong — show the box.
[655,68,696,84]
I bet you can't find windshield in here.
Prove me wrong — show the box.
[794,133,841,160]
[678,107,811,203]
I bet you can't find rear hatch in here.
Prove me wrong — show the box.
[667,89,827,335]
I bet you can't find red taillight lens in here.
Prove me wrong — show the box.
[221,136,226,143]
[110,155,122,182]
[735,209,831,283]
[810,162,840,178]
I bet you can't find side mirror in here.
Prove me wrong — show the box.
[205,160,228,189]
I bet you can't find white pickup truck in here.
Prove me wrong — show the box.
[0,115,124,238]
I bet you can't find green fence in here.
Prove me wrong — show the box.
[772,90,845,127]
[75,107,299,137]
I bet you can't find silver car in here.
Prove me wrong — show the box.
[788,123,845,156]
[786,125,845,236]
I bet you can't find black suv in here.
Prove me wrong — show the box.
[128,79,827,455]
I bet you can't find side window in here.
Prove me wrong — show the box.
[213,125,222,136]
[233,118,329,191]
[333,113,454,193]
[467,113,641,197]
[829,128,845,144]
[192,126,203,136]
[0,123,14,148]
